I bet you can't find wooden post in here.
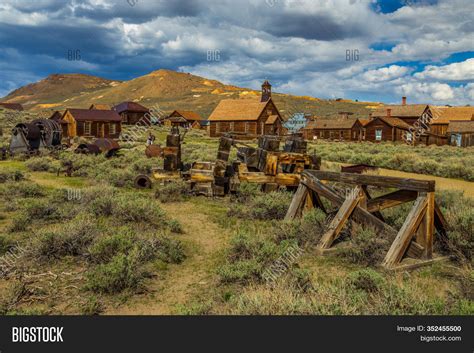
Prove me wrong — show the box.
[318,186,362,249]
[285,183,308,220]
[382,195,427,269]
[424,192,435,259]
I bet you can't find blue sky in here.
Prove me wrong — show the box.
[0,0,473,105]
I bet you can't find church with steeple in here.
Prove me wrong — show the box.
[207,80,284,138]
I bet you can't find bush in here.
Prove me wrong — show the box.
[275,208,327,246]
[229,191,292,220]
[112,194,167,225]
[24,200,62,221]
[167,219,183,234]
[25,156,57,172]
[85,252,145,294]
[155,180,189,203]
[33,215,98,259]
[8,212,29,232]
[348,269,386,293]
[0,170,24,183]
[88,232,134,264]
[339,225,389,266]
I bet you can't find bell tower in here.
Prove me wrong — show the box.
[261,80,272,102]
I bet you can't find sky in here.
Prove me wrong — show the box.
[0,0,473,105]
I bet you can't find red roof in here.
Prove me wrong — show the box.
[113,101,149,114]
[65,109,122,122]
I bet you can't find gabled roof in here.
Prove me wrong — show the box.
[171,110,203,121]
[113,101,149,114]
[372,104,428,118]
[64,109,122,122]
[358,118,371,126]
[89,104,111,110]
[431,106,474,124]
[166,116,188,123]
[447,120,474,133]
[367,116,411,130]
[0,102,23,111]
[208,98,276,121]
[305,118,360,130]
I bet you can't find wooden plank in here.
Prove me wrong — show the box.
[264,153,279,176]
[318,186,362,249]
[285,183,309,220]
[406,241,424,258]
[424,192,435,259]
[366,190,418,212]
[434,201,448,236]
[304,170,435,192]
[382,196,427,269]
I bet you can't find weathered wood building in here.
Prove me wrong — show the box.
[113,102,150,125]
[447,119,474,147]
[303,113,363,141]
[166,110,204,128]
[61,109,122,139]
[371,97,432,126]
[427,106,474,145]
[207,80,284,138]
[364,113,411,142]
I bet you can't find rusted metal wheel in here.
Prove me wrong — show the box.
[134,174,152,189]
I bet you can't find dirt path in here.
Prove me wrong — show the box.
[106,201,229,315]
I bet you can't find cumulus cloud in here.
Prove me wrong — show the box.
[0,0,473,104]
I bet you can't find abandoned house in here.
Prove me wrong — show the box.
[364,109,411,142]
[426,106,474,145]
[0,102,24,111]
[371,97,432,126]
[89,104,112,110]
[112,101,150,125]
[165,110,205,128]
[207,80,284,138]
[303,112,363,141]
[60,109,122,139]
[447,118,474,147]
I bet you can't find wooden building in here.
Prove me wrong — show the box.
[427,106,474,145]
[166,110,204,128]
[371,97,432,126]
[208,80,283,138]
[112,102,150,125]
[89,104,111,110]
[364,114,411,142]
[303,113,363,141]
[447,119,474,147]
[0,103,23,111]
[61,109,121,139]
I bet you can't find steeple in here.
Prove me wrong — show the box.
[261,80,272,102]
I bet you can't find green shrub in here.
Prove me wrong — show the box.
[167,219,183,234]
[112,194,167,225]
[85,252,145,294]
[155,180,189,203]
[348,269,386,293]
[8,212,29,232]
[25,156,57,172]
[88,232,134,264]
[0,170,24,183]
[229,191,292,220]
[24,200,62,221]
[339,225,389,266]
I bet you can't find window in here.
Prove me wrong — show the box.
[244,122,249,133]
[230,122,234,131]
[216,122,220,133]
[109,123,116,135]
[84,122,92,136]
[375,129,382,141]
[329,131,334,139]
[405,132,412,142]
[319,131,323,138]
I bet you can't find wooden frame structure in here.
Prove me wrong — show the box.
[285,170,449,270]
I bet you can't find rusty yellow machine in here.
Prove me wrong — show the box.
[134,128,320,196]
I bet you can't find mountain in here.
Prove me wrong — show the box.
[0,69,380,119]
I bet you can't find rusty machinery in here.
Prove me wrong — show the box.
[135,128,320,196]
[9,119,63,155]
[75,138,121,157]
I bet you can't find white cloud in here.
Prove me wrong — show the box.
[414,58,474,81]
[362,65,411,82]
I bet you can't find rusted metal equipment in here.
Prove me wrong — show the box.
[145,144,162,158]
[75,138,120,157]
[285,170,450,270]
[9,119,63,155]
[341,164,378,174]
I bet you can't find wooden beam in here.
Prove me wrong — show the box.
[304,170,435,192]
[366,190,418,213]
[434,201,448,236]
[382,196,427,269]
[424,192,435,259]
[318,186,362,249]
[301,176,397,235]
[285,183,309,220]
[361,185,385,222]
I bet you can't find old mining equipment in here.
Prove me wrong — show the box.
[75,138,121,157]
[188,133,321,196]
[134,127,188,188]
[9,119,63,155]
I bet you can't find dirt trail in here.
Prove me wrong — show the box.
[106,201,229,315]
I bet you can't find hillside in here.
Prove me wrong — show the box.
[0,69,379,119]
